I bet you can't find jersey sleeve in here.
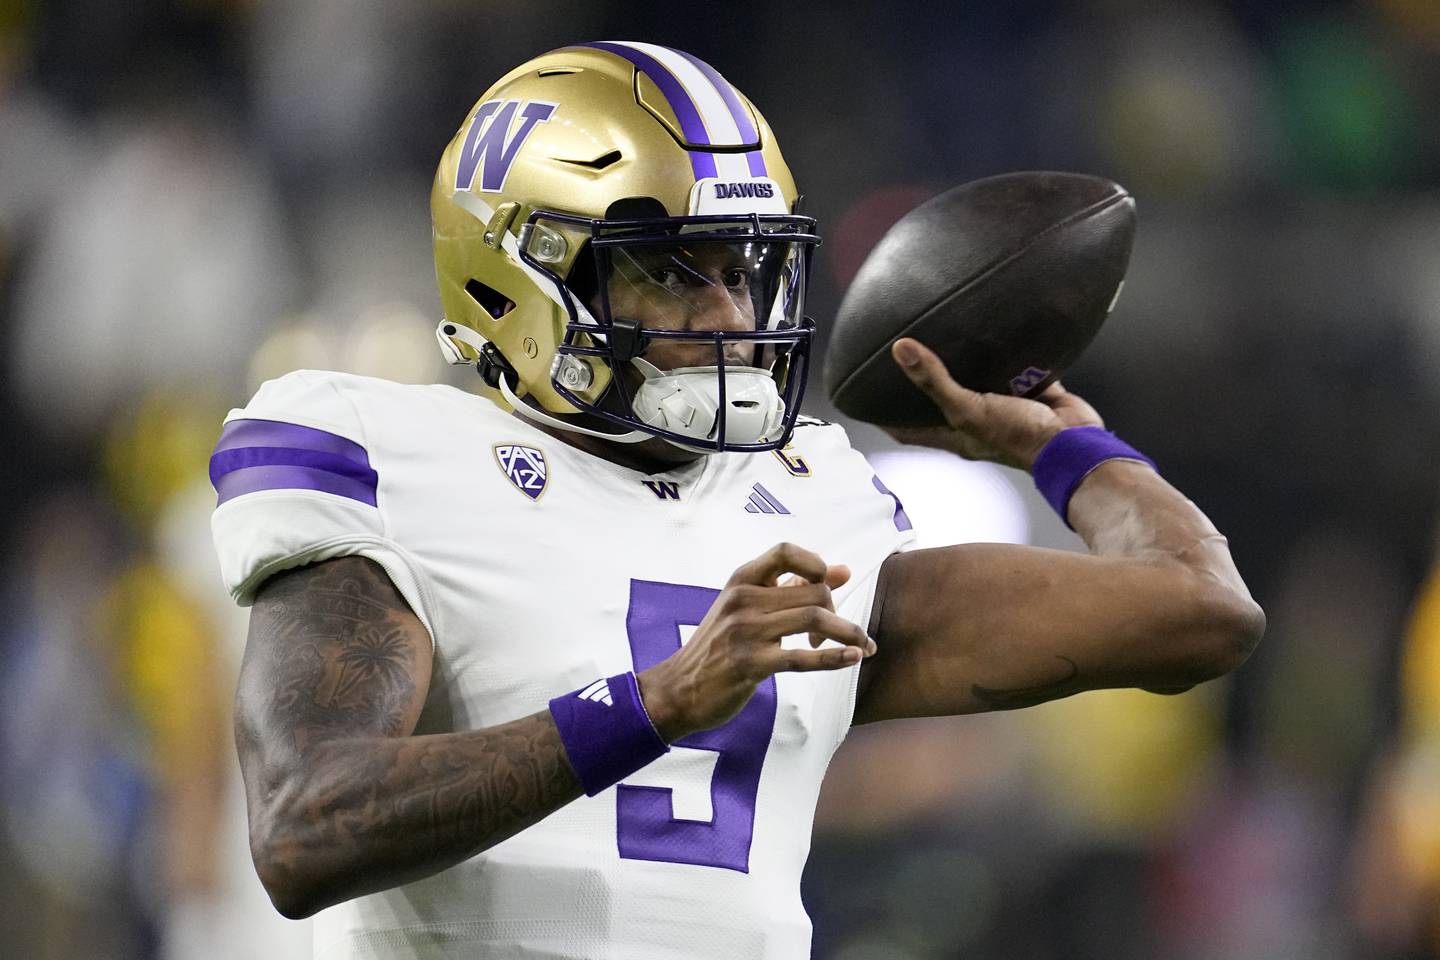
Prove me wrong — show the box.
[790,419,919,750]
[208,370,438,644]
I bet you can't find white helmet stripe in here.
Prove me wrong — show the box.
[620,42,754,178]
[580,41,767,181]
[448,189,573,313]
[616,42,748,148]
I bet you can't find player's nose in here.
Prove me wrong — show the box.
[688,286,754,365]
[688,281,751,335]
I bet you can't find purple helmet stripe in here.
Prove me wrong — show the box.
[744,151,767,177]
[668,48,766,159]
[578,41,718,180]
[669,47,758,139]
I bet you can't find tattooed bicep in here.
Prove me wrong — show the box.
[237,556,433,761]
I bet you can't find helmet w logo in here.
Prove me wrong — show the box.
[455,99,558,194]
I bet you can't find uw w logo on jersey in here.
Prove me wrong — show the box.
[641,480,681,500]
[454,99,558,193]
[494,444,548,500]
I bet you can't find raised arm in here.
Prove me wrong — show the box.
[234,556,582,918]
[852,339,1265,724]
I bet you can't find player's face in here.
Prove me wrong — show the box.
[605,241,762,370]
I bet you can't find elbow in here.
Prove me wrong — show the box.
[1219,590,1266,674]
[266,882,325,922]
[247,789,331,920]
[249,828,314,920]
[1192,586,1266,681]
[1140,582,1265,695]
[250,826,327,920]
[268,889,321,923]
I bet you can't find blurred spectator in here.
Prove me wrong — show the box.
[10,76,295,439]
[0,492,157,958]
[1350,549,1440,957]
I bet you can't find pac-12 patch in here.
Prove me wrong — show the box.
[494,444,548,500]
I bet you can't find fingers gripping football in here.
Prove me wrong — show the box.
[888,337,1104,470]
[636,543,874,742]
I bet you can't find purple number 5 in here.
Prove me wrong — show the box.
[617,579,777,872]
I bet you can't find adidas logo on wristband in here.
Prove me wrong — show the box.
[550,671,670,796]
[577,678,614,706]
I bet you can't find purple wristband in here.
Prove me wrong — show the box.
[1032,426,1156,529]
[549,672,669,797]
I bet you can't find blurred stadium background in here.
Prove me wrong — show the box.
[2,0,1439,957]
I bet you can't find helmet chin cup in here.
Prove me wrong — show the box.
[630,358,786,449]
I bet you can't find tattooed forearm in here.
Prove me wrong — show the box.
[970,655,1081,711]
[235,557,581,918]
[253,712,581,917]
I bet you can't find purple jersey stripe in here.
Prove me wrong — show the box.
[578,41,719,180]
[214,462,378,507]
[209,446,378,488]
[871,475,913,533]
[211,418,376,505]
[214,418,369,463]
[668,48,767,162]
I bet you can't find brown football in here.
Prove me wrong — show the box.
[823,171,1135,427]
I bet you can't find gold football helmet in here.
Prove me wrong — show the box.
[431,42,818,452]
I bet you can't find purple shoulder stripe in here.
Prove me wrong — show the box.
[213,417,368,460]
[210,418,378,507]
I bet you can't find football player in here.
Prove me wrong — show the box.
[213,42,1264,959]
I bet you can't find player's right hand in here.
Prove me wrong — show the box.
[887,337,1103,470]
[636,542,875,742]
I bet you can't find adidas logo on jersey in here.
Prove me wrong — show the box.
[744,483,790,515]
[577,678,613,706]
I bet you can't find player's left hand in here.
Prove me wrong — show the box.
[885,337,1104,471]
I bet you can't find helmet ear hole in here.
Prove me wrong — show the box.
[563,245,599,310]
[465,278,514,320]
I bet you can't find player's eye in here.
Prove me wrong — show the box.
[723,268,751,290]
[648,266,688,292]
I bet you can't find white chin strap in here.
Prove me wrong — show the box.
[435,321,785,450]
[630,358,787,448]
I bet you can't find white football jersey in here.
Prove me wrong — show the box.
[211,370,915,960]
